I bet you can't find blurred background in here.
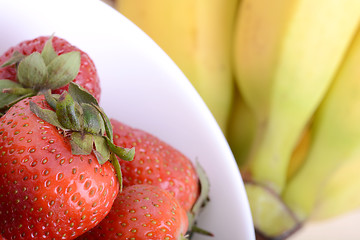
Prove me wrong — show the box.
[101,0,360,239]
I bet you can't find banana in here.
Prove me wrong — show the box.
[283,24,360,222]
[311,154,360,221]
[234,0,360,194]
[114,0,239,133]
[227,85,256,167]
[286,123,312,181]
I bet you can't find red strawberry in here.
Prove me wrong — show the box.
[0,90,134,239]
[110,119,200,212]
[0,35,101,101]
[77,184,189,240]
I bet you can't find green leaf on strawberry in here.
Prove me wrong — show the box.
[29,100,63,128]
[93,135,111,164]
[46,51,81,89]
[1,35,102,106]
[17,52,48,88]
[187,161,213,238]
[82,103,105,134]
[0,80,34,111]
[105,136,135,161]
[41,34,57,64]
[0,36,81,114]
[0,50,25,67]
[68,79,98,106]
[8,37,81,91]
[70,131,94,155]
[30,82,135,190]
[56,91,82,130]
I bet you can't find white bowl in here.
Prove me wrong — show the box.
[0,0,255,239]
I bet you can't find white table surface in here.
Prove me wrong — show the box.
[290,209,360,240]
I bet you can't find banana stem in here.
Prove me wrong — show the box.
[255,223,303,240]
[245,180,304,239]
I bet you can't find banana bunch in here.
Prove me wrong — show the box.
[283,24,360,220]
[233,0,360,238]
[111,0,360,239]
[114,0,239,133]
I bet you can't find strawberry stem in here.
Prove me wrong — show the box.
[181,234,189,240]
[2,87,34,95]
[190,226,214,237]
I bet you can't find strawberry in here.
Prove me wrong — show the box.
[0,35,101,114]
[77,184,189,240]
[0,84,134,239]
[110,119,200,212]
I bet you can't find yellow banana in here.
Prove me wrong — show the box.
[311,154,360,221]
[227,86,256,167]
[283,24,360,222]
[286,123,312,181]
[234,0,360,194]
[115,0,239,133]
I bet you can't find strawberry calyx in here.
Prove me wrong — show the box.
[186,161,214,238]
[0,35,80,114]
[30,82,135,190]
